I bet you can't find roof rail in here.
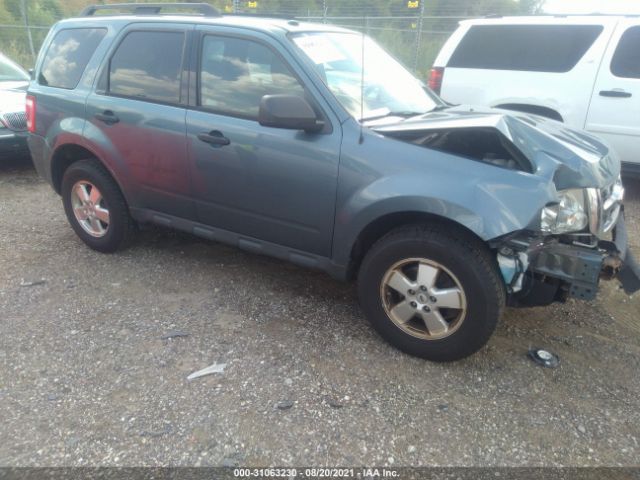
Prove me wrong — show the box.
[80,3,220,17]
[224,13,297,20]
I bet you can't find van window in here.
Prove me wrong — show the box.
[39,28,106,89]
[199,35,304,119]
[109,31,185,104]
[611,26,640,79]
[448,25,603,72]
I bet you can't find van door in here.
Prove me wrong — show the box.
[585,20,640,167]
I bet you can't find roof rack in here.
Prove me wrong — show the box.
[484,12,639,18]
[224,13,296,20]
[80,3,220,17]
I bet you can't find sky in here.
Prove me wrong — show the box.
[543,0,640,14]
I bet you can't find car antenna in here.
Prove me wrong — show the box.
[358,15,367,144]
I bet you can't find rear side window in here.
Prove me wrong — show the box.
[611,26,640,79]
[448,25,603,72]
[109,31,185,104]
[39,28,106,89]
[199,35,305,119]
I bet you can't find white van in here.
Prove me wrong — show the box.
[431,16,640,175]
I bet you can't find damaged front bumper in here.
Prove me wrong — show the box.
[498,212,640,306]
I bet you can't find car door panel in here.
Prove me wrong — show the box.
[586,21,640,166]
[85,25,195,219]
[186,29,342,256]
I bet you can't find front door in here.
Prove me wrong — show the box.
[186,30,342,256]
[585,21,640,166]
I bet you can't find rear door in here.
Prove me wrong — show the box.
[85,24,195,218]
[585,20,640,166]
[185,28,342,257]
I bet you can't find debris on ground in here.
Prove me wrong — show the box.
[139,425,172,438]
[275,400,294,410]
[160,330,190,340]
[527,348,560,368]
[19,279,46,287]
[187,363,227,380]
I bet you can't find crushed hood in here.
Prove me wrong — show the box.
[370,105,620,190]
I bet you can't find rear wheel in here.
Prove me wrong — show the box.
[357,223,505,361]
[61,159,136,252]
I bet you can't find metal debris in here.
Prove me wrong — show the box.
[160,330,190,340]
[276,400,294,410]
[139,425,172,438]
[528,348,560,368]
[187,363,227,380]
[20,279,46,287]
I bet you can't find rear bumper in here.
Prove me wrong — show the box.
[0,130,28,158]
[621,161,640,179]
[26,133,53,185]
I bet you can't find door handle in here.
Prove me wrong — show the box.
[197,130,230,146]
[94,110,120,125]
[599,90,632,98]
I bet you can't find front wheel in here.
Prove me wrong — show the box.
[357,224,505,361]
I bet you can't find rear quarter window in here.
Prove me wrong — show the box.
[448,24,604,72]
[39,28,107,89]
[610,26,640,79]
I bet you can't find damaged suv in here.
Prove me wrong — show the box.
[27,3,640,361]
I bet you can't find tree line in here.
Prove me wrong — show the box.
[1,0,544,70]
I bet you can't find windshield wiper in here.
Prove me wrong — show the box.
[361,110,425,122]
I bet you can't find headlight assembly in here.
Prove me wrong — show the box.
[541,188,592,234]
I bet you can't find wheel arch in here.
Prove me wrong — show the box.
[50,143,128,205]
[346,211,488,281]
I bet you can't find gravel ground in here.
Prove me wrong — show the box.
[0,156,639,467]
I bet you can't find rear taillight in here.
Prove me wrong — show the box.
[428,67,444,96]
[26,95,36,133]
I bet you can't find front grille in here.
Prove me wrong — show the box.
[0,111,27,131]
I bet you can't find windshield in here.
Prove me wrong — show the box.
[0,55,29,83]
[292,32,441,120]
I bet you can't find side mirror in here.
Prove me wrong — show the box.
[258,94,324,133]
[28,68,35,80]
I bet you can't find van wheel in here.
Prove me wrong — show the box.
[357,224,505,361]
[61,159,136,253]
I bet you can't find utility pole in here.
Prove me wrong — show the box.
[20,0,36,61]
[412,0,425,73]
[233,0,239,13]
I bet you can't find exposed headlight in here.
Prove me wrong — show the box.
[541,188,591,234]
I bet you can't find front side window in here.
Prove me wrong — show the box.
[199,36,305,119]
[611,26,640,79]
[40,28,107,89]
[448,24,604,72]
[109,31,185,103]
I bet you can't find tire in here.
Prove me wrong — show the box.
[357,223,505,361]
[61,159,136,253]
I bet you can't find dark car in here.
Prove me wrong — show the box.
[0,53,29,159]
[26,3,640,361]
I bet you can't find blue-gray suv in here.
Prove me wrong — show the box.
[27,3,640,361]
